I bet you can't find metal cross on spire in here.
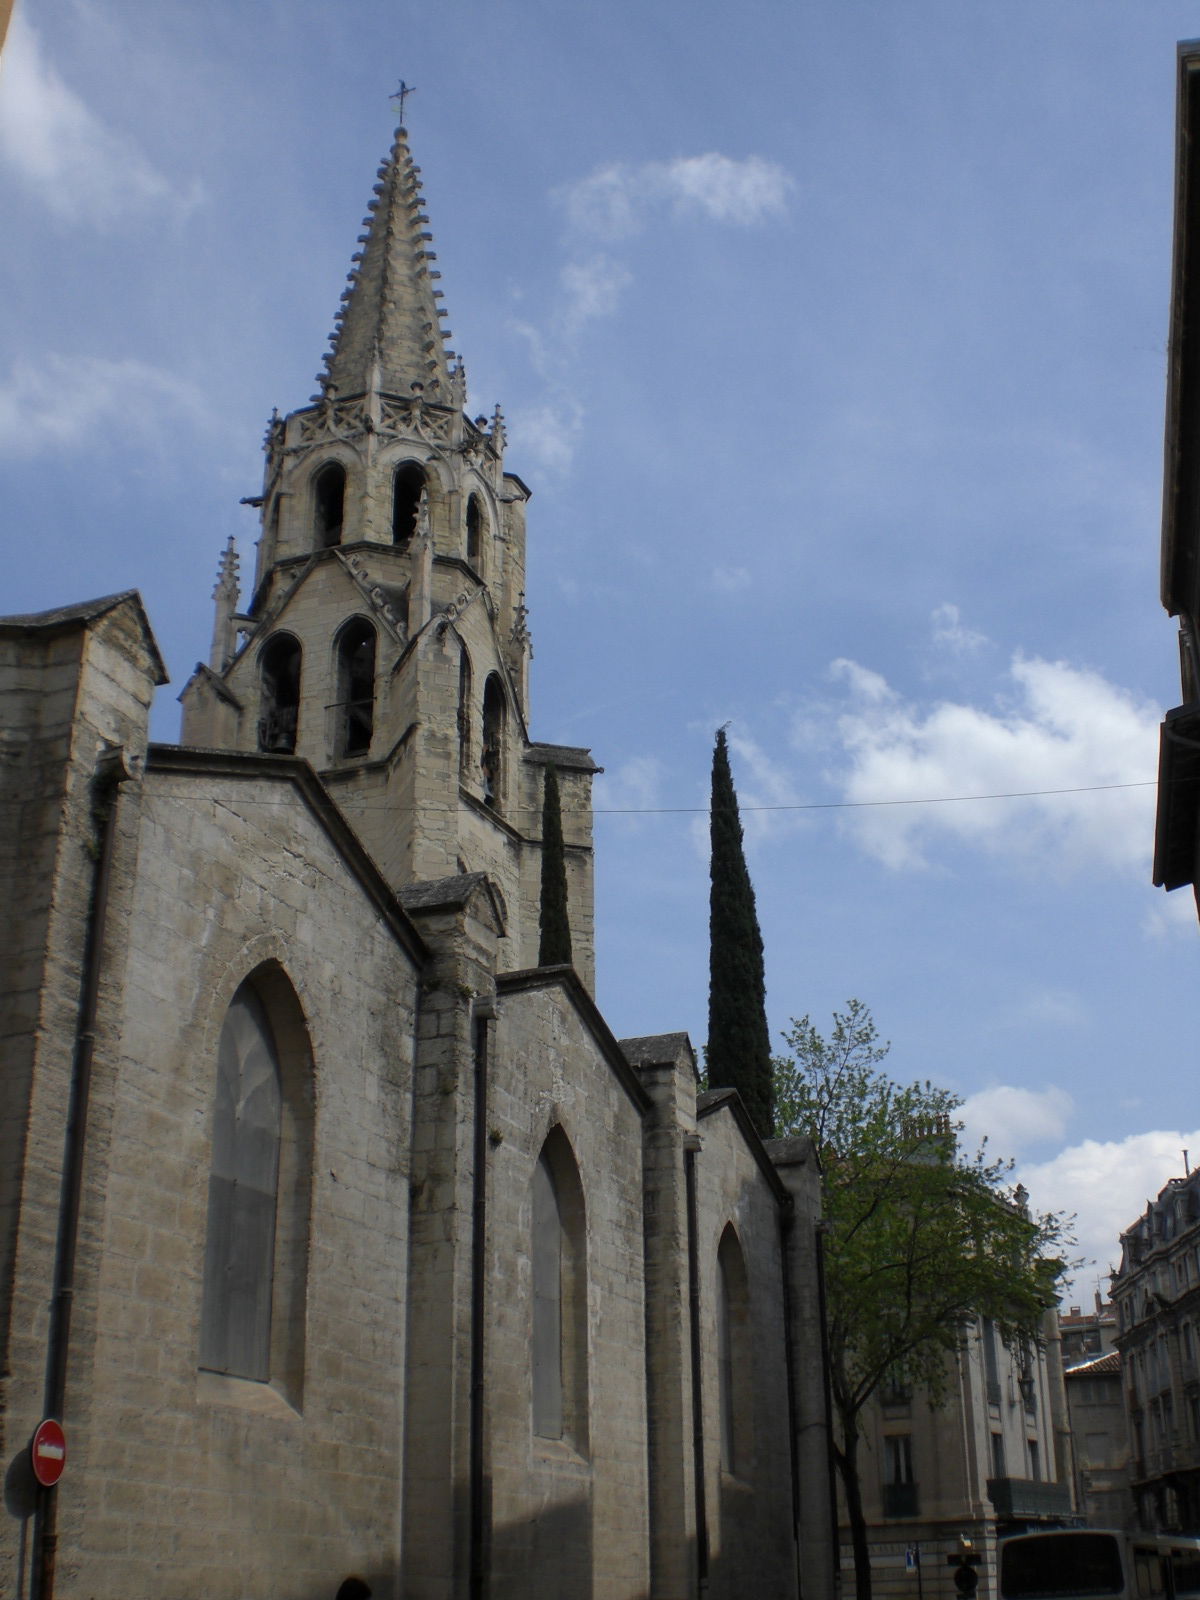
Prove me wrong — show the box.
[391,79,416,125]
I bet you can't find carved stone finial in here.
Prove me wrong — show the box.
[209,537,241,673]
[510,592,530,651]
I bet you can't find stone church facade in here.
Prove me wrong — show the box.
[0,124,833,1600]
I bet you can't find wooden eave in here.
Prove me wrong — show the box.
[1162,43,1200,620]
[1153,702,1200,888]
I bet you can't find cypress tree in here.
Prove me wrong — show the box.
[538,765,572,967]
[707,727,774,1135]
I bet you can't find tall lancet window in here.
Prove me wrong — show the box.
[466,493,485,566]
[200,968,312,1396]
[481,674,505,808]
[717,1225,752,1476]
[258,634,302,754]
[531,1128,588,1451]
[314,462,346,548]
[392,462,426,547]
[457,644,473,780]
[335,619,376,759]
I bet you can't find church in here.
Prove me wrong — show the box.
[0,120,833,1600]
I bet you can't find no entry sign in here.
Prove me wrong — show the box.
[31,1419,66,1487]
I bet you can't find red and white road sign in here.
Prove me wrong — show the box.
[31,1419,66,1487]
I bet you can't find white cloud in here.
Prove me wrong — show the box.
[561,153,793,239]
[505,397,584,477]
[561,164,642,239]
[1141,889,1197,941]
[960,1084,1074,1159]
[655,153,793,225]
[0,12,201,227]
[931,602,987,654]
[594,755,668,835]
[558,254,634,337]
[823,654,1160,874]
[1017,1129,1200,1295]
[710,565,751,592]
[0,354,209,458]
[831,658,893,705]
[595,755,666,814]
[517,150,789,475]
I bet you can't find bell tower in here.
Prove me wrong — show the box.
[180,121,598,985]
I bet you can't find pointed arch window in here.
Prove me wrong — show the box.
[457,644,473,780]
[314,462,346,548]
[258,634,302,754]
[392,462,426,547]
[532,1128,588,1451]
[200,968,312,1398]
[481,674,506,809]
[335,618,376,759]
[717,1224,753,1477]
[466,493,485,565]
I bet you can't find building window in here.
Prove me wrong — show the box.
[880,1369,913,1409]
[392,462,425,547]
[457,644,472,779]
[531,1128,588,1452]
[481,674,505,808]
[313,462,345,548]
[990,1431,1007,1479]
[982,1317,1002,1407]
[717,1225,753,1477]
[335,618,376,759]
[1027,1438,1040,1480]
[258,634,302,754]
[883,1434,918,1517]
[200,967,312,1398]
[466,493,485,565]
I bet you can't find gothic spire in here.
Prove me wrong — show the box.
[318,124,455,403]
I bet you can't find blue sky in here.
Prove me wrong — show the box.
[3,0,1199,1294]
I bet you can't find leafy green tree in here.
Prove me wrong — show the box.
[538,765,572,967]
[775,1000,1072,1600]
[707,727,773,1134]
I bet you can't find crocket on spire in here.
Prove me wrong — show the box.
[318,122,454,403]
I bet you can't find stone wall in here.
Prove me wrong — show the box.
[694,1096,799,1600]
[4,733,424,1600]
[485,972,651,1600]
[0,598,160,1484]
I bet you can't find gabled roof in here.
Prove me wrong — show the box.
[1065,1351,1121,1378]
[0,590,169,684]
[497,965,651,1113]
[146,744,427,967]
[621,1032,696,1073]
[698,1087,792,1206]
[399,872,507,938]
[179,661,244,711]
[526,742,603,775]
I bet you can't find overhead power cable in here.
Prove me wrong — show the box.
[593,779,1158,815]
[141,776,1158,816]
